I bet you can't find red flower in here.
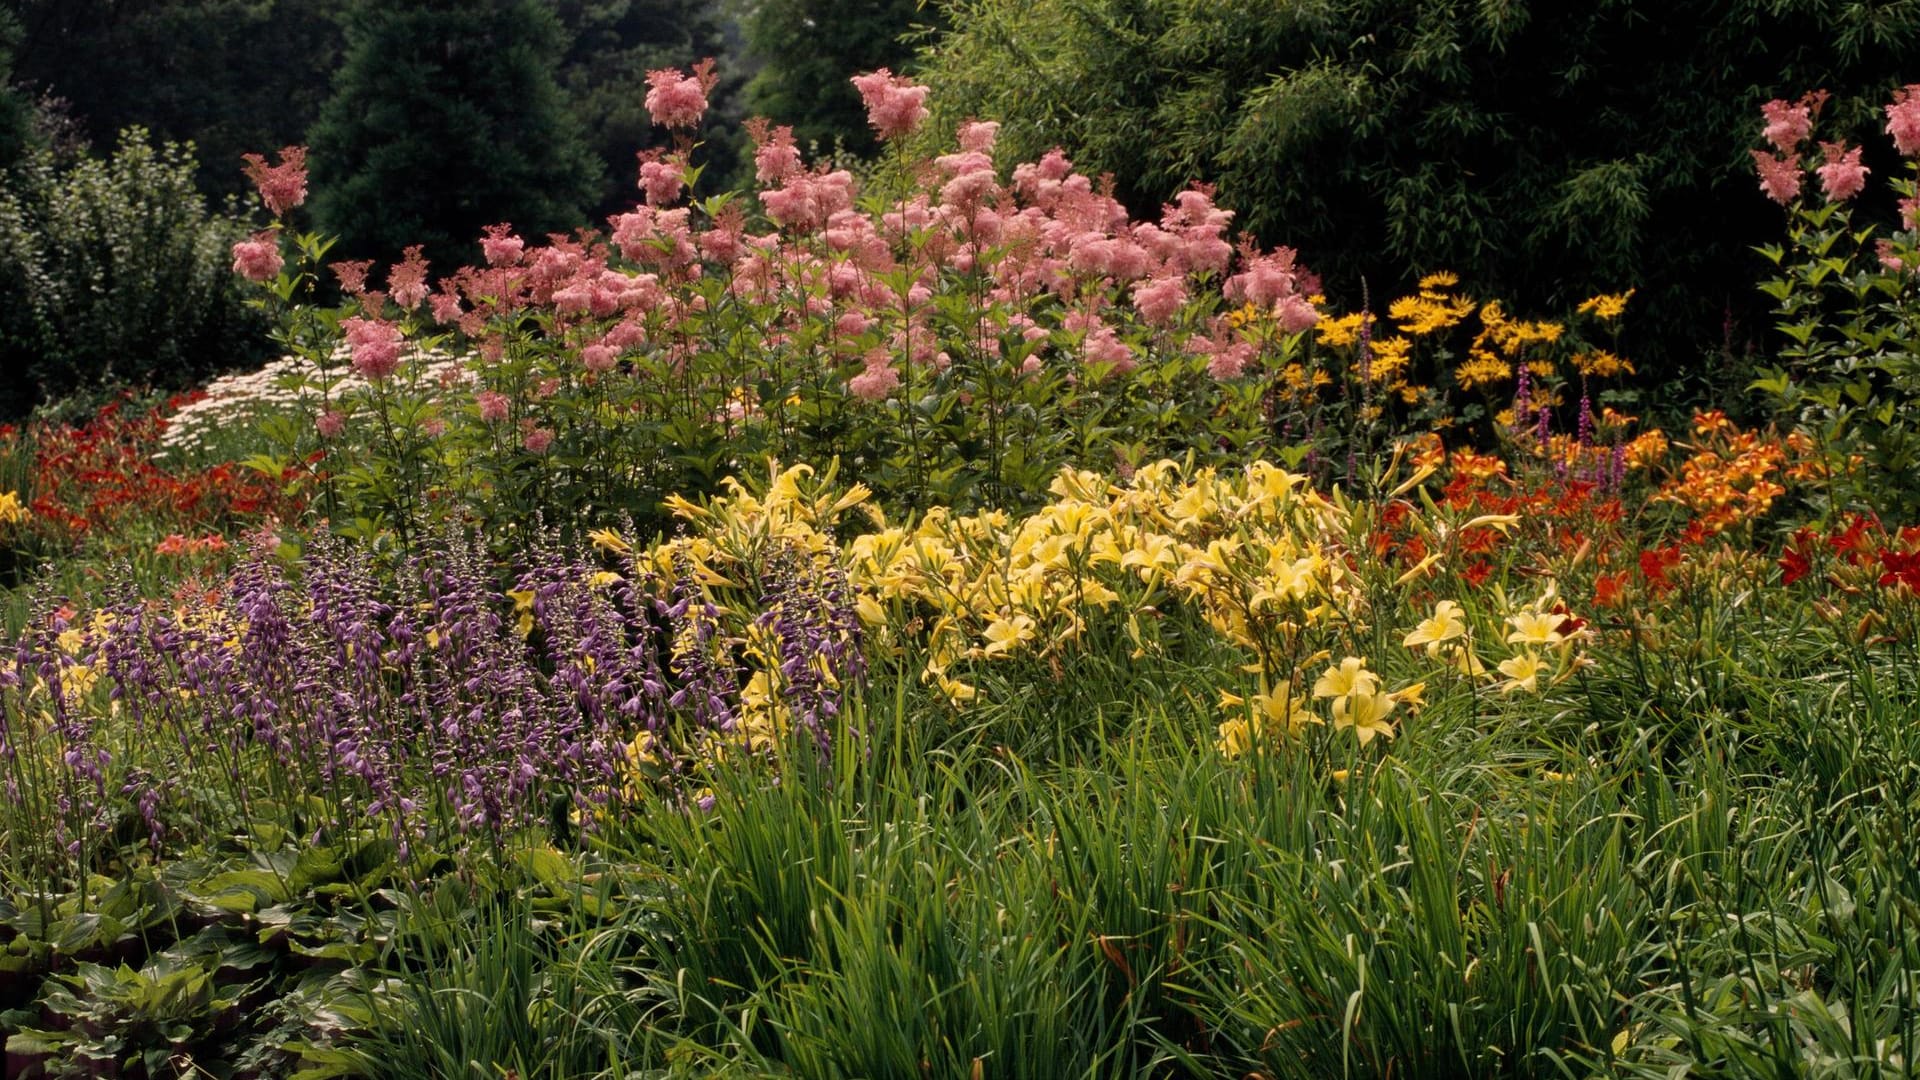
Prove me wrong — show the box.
[1679,520,1715,547]
[1881,549,1920,590]
[1829,513,1880,564]
[1639,545,1684,593]
[1548,601,1589,639]
[1780,527,1816,585]
[1463,560,1493,588]
[1593,571,1630,609]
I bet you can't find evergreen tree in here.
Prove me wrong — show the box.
[0,10,37,171]
[739,0,935,159]
[309,0,598,267]
[7,0,342,195]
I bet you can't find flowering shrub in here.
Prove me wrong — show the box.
[222,65,1350,543]
[221,63,1674,550]
[1751,85,1920,518]
[157,349,468,462]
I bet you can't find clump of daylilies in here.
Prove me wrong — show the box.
[621,454,1596,766]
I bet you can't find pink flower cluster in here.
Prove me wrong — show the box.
[1760,96,1820,154]
[241,145,308,219]
[475,389,510,423]
[759,168,857,233]
[1225,244,1319,332]
[748,118,803,184]
[1752,148,1804,204]
[389,245,431,310]
[1751,89,1903,206]
[231,230,283,282]
[481,223,526,268]
[638,153,687,207]
[850,68,929,141]
[1816,141,1868,203]
[1887,85,1920,157]
[237,64,1332,417]
[343,316,405,381]
[644,59,715,131]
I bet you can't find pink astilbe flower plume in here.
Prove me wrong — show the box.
[851,68,929,140]
[849,352,900,401]
[644,59,716,131]
[1816,141,1869,202]
[747,117,803,184]
[957,120,1000,154]
[342,316,405,381]
[481,224,526,267]
[1752,150,1804,205]
[331,259,374,295]
[1887,85,1920,157]
[388,245,431,309]
[637,151,687,207]
[475,389,510,423]
[1131,274,1188,325]
[1225,244,1314,308]
[230,230,283,282]
[1760,98,1814,154]
[241,145,308,218]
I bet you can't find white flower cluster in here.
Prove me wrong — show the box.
[160,348,471,459]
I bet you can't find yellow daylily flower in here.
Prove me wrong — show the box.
[1402,600,1465,656]
[1391,681,1428,712]
[1497,651,1546,693]
[1461,513,1521,535]
[1332,690,1397,746]
[1313,657,1380,701]
[508,589,538,638]
[1254,685,1321,738]
[981,614,1037,658]
[1504,610,1565,647]
[587,528,631,555]
[1216,716,1256,758]
[0,490,28,526]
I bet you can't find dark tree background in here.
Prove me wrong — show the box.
[735,0,936,161]
[307,0,600,266]
[0,10,37,170]
[6,0,343,194]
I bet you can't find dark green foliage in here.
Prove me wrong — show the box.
[308,0,599,267]
[740,0,938,161]
[922,0,1920,372]
[0,131,265,419]
[0,10,35,172]
[6,0,342,197]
